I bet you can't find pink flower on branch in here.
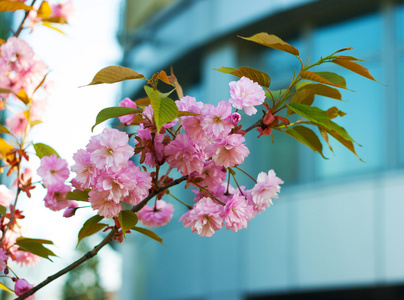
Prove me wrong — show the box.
[5,112,28,137]
[118,97,137,125]
[250,170,284,212]
[229,76,266,116]
[37,154,70,187]
[180,197,224,237]
[223,191,254,232]
[14,279,35,299]
[89,190,122,219]
[137,200,174,228]
[212,134,250,168]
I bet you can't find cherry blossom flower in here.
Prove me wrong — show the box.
[180,197,224,237]
[118,97,137,125]
[89,190,122,218]
[71,149,98,189]
[122,162,152,206]
[5,112,28,137]
[192,161,226,191]
[201,101,233,138]
[137,200,174,228]
[250,170,283,211]
[43,183,74,211]
[87,128,134,171]
[14,279,35,299]
[223,191,254,232]
[0,248,8,272]
[0,184,14,207]
[229,76,266,116]
[37,154,70,187]
[164,134,205,176]
[51,0,74,19]
[12,248,40,267]
[212,134,250,168]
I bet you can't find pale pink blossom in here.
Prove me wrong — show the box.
[164,134,205,175]
[250,170,283,211]
[229,76,266,115]
[44,183,74,211]
[224,191,254,232]
[14,279,35,299]
[180,197,223,237]
[122,162,152,206]
[202,101,233,138]
[30,95,48,121]
[0,248,8,272]
[87,128,134,171]
[95,168,135,203]
[193,161,226,191]
[5,112,28,137]
[51,0,74,19]
[71,149,98,189]
[137,200,174,228]
[118,97,137,125]
[1,37,34,71]
[212,134,250,168]
[0,184,14,207]
[37,154,70,187]
[12,248,40,267]
[89,190,122,218]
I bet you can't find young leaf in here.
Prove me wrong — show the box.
[214,66,271,88]
[297,83,342,100]
[332,58,380,83]
[0,88,12,94]
[135,97,150,106]
[319,127,333,153]
[0,0,33,12]
[0,282,13,294]
[300,71,348,89]
[15,89,31,104]
[288,88,315,114]
[63,189,89,202]
[0,125,10,134]
[77,215,107,247]
[118,210,138,238]
[0,205,6,216]
[286,103,330,128]
[41,22,66,35]
[16,237,56,261]
[87,66,145,85]
[91,106,142,131]
[33,143,60,158]
[0,137,13,158]
[240,33,299,56]
[132,226,165,245]
[285,126,326,159]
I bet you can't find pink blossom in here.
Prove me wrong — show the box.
[118,97,137,125]
[164,134,205,175]
[63,202,78,218]
[44,183,74,211]
[14,279,35,299]
[201,101,233,138]
[229,76,266,115]
[1,37,34,71]
[37,154,70,187]
[0,184,14,207]
[122,162,152,206]
[89,190,122,218]
[136,126,165,168]
[250,170,283,211]
[71,149,98,189]
[95,167,136,203]
[87,128,134,171]
[6,112,28,137]
[12,248,40,267]
[0,248,8,272]
[51,0,74,19]
[30,95,48,121]
[193,161,226,191]
[223,191,254,232]
[137,200,174,228]
[180,197,223,237]
[212,134,250,168]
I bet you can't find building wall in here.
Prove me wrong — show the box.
[119,0,404,299]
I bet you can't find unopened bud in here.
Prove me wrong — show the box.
[63,206,78,218]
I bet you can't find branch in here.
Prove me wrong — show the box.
[14,0,37,38]
[15,174,189,299]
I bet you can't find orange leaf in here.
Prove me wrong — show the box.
[240,33,299,56]
[300,71,347,89]
[332,58,378,82]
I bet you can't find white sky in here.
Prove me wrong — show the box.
[10,1,125,299]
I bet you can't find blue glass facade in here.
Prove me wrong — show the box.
[119,1,404,299]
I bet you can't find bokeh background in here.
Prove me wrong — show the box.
[2,0,404,299]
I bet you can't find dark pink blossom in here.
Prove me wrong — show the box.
[44,183,74,211]
[137,200,174,228]
[224,191,254,232]
[14,279,35,299]
[118,97,137,125]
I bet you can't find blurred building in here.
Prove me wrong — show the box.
[118,0,404,299]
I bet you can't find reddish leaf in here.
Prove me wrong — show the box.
[240,33,299,56]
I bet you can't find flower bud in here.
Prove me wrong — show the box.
[63,206,78,218]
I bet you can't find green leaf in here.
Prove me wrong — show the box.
[213,66,271,88]
[33,143,60,158]
[63,189,89,202]
[87,66,145,85]
[0,0,33,12]
[91,106,143,131]
[300,71,348,90]
[132,226,165,245]
[285,126,326,159]
[240,32,299,56]
[286,103,330,128]
[0,282,13,295]
[0,205,6,216]
[16,237,56,261]
[77,215,107,247]
[0,88,12,94]
[118,210,138,238]
[288,88,315,115]
[145,86,178,132]
[0,125,10,134]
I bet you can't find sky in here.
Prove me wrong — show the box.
[10,0,125,298]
